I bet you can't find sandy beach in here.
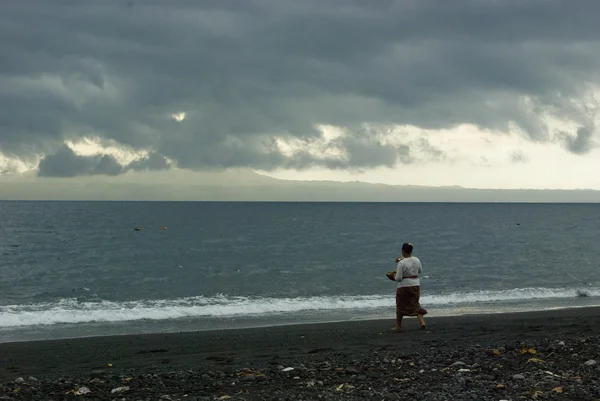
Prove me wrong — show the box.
[1,307,599,400]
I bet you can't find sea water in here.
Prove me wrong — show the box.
[1,201,599,342]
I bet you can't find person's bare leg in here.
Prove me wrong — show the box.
[417,314,426,329]
[392,315,403,331]
[393,288,403,331]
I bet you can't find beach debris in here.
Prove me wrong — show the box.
[527,357,544,364]
[236,367,265,378]
[553,387,564,393]
[486,348,501,357]
[281,367,294,372]
[76,387,91,395]
[531,390,544,399]
[520,348,537,355]
[107,363,113,367]
[218,396,231,400]
[237,368,254,376]
[111,386,130,394]
[512,374,525,380]
[542,370,565,378]
[335,383,355,391]
[496,383,506,389]
[584,359,597,366]
[65,386,92,396]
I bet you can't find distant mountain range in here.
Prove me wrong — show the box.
[0,169,599,202]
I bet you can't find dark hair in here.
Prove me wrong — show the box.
[401,242,414,254]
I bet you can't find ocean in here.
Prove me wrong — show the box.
[1,201,599,343]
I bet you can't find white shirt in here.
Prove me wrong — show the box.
[395,256,423,288]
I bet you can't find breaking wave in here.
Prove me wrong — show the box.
[1,286,598,328]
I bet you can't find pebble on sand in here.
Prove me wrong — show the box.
[76,387,91,395]
[111,386,130,394]
[2,329,600,401]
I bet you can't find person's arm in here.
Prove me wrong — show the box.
[394,261,404,282]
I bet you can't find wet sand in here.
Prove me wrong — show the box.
[1,307,599,400]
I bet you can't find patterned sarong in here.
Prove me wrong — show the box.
[396,286,427,317]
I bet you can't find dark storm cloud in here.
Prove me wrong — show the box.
[38,148,172,177]
[563,125,595,154]
[2,0,600,173]
[125,152,170,172]
[37,145,123,177]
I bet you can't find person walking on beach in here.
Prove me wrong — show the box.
[387,242,427,332]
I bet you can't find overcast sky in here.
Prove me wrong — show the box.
[2,0,600,190]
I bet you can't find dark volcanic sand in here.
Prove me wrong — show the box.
[1,307,600,400]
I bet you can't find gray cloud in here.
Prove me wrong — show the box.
[95,155,124,176]
[125,152,170,172]
[509,150,529,164]
[416,138,444,162]
[38,145,123,177]
[2,0,600,174]
[563,125,595,154]
[38,147,174,177]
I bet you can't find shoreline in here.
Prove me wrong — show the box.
[2,299,599,345]
[1,307,599,399]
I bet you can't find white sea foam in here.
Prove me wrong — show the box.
[0,287,598,328]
